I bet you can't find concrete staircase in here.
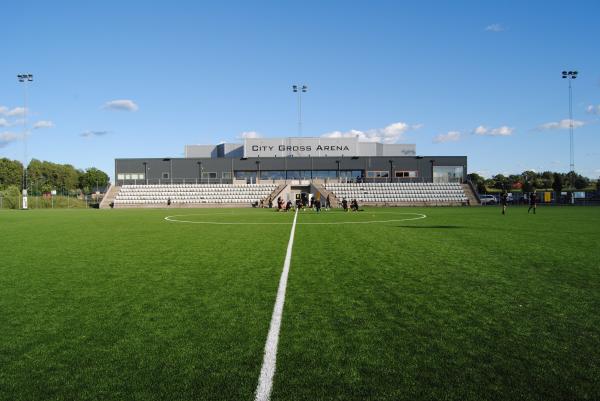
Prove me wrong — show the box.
[264,183,287,205]
[312,183,339,208]
[462,183,480,206]
[99,184,120,209]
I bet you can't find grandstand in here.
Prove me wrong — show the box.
[113,183,278,207]
[107,181,473,208]
[324,182,469,205]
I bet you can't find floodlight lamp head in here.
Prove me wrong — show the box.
[562,70,567,75]
[27,74,33,81]
[292,85,298,92]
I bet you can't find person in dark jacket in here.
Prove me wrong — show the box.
[528,192,538,214]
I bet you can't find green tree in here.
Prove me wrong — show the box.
[79,167,110,193]
[467,173,486,193]
[552,173,563,193]
[574,176,589,190]
[0,185,21,209]
[493,174,509,190]
[522,180,534,193]
[0,158,23,189]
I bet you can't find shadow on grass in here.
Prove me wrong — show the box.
[396,225,464,229]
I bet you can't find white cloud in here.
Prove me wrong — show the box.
[80,130,109,138]
[485,23,505,32]
[0,132,20,148]
[490,126,514,136]
[7,107,26,117]
[0,106,27,117]
[433,131,461,143]
[33,120,54,129]
[474,125,514,136]
[474,125,488,135]
[321,121,422,144]
[586,104,600,115]
[0,118,8,127]
[238,131,262,139]
[538,119,585,130]
[103,99,138,112]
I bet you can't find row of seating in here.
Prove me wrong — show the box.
[325,182,468,204]
[122,184,277,189]
[114,184,274,206]
[116,199,256,205]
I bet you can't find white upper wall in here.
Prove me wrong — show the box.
[186,137,416,158]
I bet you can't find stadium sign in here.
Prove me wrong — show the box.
[244,137,359,158]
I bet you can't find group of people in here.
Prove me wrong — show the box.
[341,198,360,212]
[500,191,537,215]
[273,194,332,213]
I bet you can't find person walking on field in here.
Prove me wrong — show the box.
[528,191,538,214]
[500,191,508,215]
[326,194,331,211]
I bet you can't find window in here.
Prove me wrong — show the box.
[117,174,125,180]
[162,172,169,179]
[367,171,389,178]
[395,171,417,178]
[433,166,464,183]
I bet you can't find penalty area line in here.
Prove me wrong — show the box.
[254,207,299,401]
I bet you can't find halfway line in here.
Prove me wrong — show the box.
[254,207,299,401]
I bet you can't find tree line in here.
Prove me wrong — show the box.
[467,170,600,194]
[0,158,109,194]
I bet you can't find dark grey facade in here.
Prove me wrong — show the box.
[115,156,467,185]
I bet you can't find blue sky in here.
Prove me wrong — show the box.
[1,0,599,180]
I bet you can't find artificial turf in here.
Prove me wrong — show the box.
[0,206,599,401]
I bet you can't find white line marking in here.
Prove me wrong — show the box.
[164,212,427,225]
[254,208,299,401]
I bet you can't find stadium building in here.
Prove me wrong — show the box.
[107,137,472,207]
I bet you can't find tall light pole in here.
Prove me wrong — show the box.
[562,70,578,172]
[430,159,435,183]
[416,156,424,182]
[292,84,308,136]
[17,73,33,209]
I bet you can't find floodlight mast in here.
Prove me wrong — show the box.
[17,73,33,209]
[292,84,308,136]
[561,70,578,172]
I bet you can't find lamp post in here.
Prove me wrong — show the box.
[562,70,578,172]
[143,162,148,184]
[17,73,33,209]
[430,159,435,183]
[292,84,308,136]
[416,156,424,182]
[388,160,394,183]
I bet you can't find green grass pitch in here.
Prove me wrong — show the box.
[0,206,599,401]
